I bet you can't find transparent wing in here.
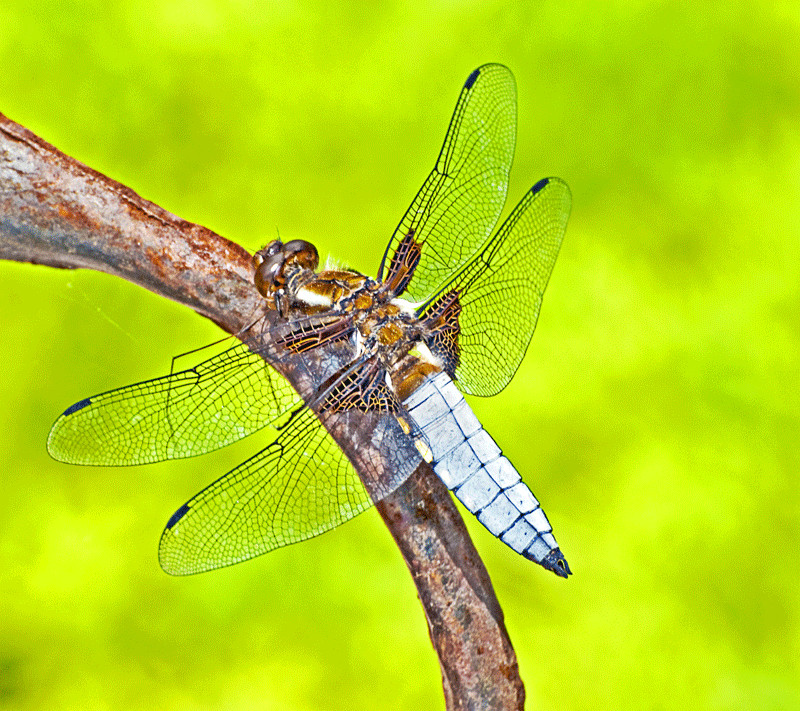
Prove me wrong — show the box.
[158,392,425,575]
[377,63,517,303]
[47,343,302,465]
[158,406,372,575]
[424,177,571,397]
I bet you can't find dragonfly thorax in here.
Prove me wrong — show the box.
[253,238,443,404]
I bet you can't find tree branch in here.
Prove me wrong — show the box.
[0,111,525,710]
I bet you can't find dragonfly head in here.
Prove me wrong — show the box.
[253,239,320,302]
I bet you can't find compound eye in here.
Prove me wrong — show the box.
[264,239,284,257]
[253,251,286,297]
[283,240,319,272]
[252,239,284,269]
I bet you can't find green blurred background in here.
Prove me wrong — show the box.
[1,2,798,709]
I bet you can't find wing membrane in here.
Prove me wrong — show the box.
[425,177,571,397]
[158,389,425,575]
[158,406,372,575]
[378,63,517,303]
[47,343,302,465]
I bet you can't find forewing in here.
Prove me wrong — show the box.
[426,177,571,397]
[378,64,517,303]
[158,406,373,575]
[47,343,302,465]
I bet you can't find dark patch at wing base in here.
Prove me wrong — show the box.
[381,231,422,297]
[420,290,462,377]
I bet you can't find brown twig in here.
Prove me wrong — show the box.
[0,111,525,710]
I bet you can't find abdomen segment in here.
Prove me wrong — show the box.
[403,372,571,578]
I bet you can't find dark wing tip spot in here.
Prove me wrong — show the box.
[464,68,480,90]
[62,398,92,416]
[531,177,550,195]
[165,502,191,530]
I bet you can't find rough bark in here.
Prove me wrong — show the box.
[0,111,525,710]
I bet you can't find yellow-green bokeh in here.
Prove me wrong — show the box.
[1,2,798,709]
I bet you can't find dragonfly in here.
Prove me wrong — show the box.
[47,64,572,578]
